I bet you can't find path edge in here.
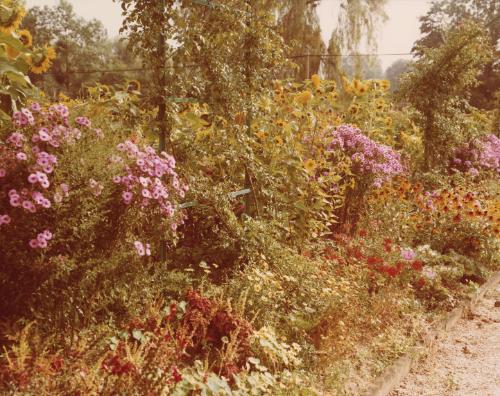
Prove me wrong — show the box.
[361,271,500,396]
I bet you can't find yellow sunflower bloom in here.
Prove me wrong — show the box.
[296,90,313,105]
[18,29,32,47]
[380,79,391,91]
[311,74,321,89]
[126,80,141,92]
[303,158,317,173]
[375,98,386,110]
[0,3,26,34]
[30,46,57,74]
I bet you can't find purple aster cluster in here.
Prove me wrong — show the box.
[451,134,500,174]
[0,103,101,249]
[114,140,188,230]
[327,125,405,187]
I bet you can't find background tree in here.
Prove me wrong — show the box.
[277,0,324,80]
[327,0,388,76]
[399,21,492,171]
[414,0,499,109]
[22,0,129,97]
[385,58,411,92]
[341,55,383,79]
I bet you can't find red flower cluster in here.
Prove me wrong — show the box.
[102,352,136,376]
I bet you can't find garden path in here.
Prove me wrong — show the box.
[391,284,500,396]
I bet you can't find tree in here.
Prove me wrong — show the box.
[399,21,492,170]
[385,59,411,92]
[22,0,113,96]
[277,0,325,80]
[326,0,388,77]
[414,0,500,109]
[341,55,383,79]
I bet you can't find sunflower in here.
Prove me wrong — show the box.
[355,83,368,96]
[296,90,312,105]
[99,84,111,97]
[303,158,317,173]
[0,2,26,34]
[311,74,321,89]
[126,79,141,92]
[17,29,32,47]
[30,46,56,74]
[375,98,385,110]
[379,79,391,91]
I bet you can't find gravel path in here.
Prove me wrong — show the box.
[391,284,500,396]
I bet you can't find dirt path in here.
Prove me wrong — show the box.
[391,284,500,396]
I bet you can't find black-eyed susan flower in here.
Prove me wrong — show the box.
[329,91,339,102]
[274,136,284,145]
[348,103,360,115]
[255,130,267,141]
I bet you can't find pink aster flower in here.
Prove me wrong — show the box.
[0,168,6,178]
[16,152,27,161]
[134,241,145,256]
[0,214,11,225]
[29,239,39,249]
[401,248,416,261]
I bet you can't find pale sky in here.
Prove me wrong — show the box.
[25,0,432,70]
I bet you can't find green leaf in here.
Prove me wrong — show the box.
[0,32,25,52]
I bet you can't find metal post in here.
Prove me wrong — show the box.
[244,0,254,217]
[306,45,310,80]
[157,0,168,262]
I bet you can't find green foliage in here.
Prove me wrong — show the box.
[399,21,493,170]
[22,0,139,97]
[414,0,499,110]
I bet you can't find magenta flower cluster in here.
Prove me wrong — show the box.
[327,125,405,187]
[114,140,188,227]
[451,134,500,175]
[0,103,99,249]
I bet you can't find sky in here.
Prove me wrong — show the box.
[25,0,433,71]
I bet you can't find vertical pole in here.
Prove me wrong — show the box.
[306,45,310,80]
[244,0,254,216]
[157,0,167,262]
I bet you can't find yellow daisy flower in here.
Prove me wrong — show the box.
[274,136,284,145]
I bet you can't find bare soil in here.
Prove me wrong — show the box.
[391,284,500,396]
